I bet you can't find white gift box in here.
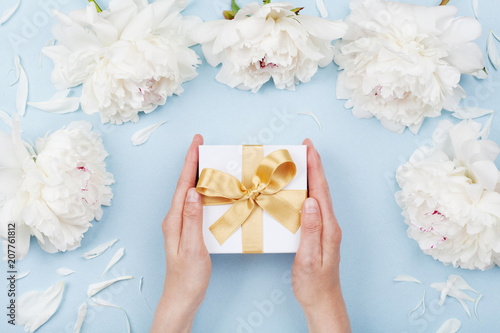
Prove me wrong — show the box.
[198,145,307,253]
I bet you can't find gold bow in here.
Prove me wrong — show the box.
[196,146,307,253]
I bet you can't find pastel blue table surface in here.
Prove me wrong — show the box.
[1,0,499,332]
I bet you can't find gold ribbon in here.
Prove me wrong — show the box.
[196,146,307,253]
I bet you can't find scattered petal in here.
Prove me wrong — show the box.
[487,31,500,70]
[6,270,30,288]
[448,275,479,294]
[139,277,153,313]
[493,31,500,42]
[91,298,130,333]
[451,107,493,120]
[73,301,87,333]
[16,55,28,116]
[408,291,426,319]
[479,112,494,140]
[297,112,322,132]
[0,0,20,25]
[56,268,76,276]
[18,281,65,333]
[436,318,461,333]
[82,239,118,259]
[39,39,56,68]
[315,0,328,18]
[394,275,422,284]
[131,120,167,146]
[9,54,20,86]
[87,276,134,297]
[28,94,80,114]
[431,275,479,318]
[472,0,478,19]
[474,294,483,322]
[0,109,12,127]
[101,248,125,277]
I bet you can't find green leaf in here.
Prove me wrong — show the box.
[291,7,304,15]
[263,0,271,4]
[223,10,235,20]
[231,0,241,14]
[87,0,102,13]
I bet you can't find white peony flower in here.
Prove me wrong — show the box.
[43,0,201,124]
[395,119,500,270]
[190,1,347,92]
[334,0,485,134]
[0,118,114,260]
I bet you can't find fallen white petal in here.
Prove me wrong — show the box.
[474,294,483,322]
[82,239,118,259]
[9,55,20,86]
[472,0,479,19]
[139,277,153,312]
[73,301,87,333]
[28,97,80,114]
[479,112,495,139]
[0,0,20,25]
[91,298,130,333]
[56,268,76,276]
[457,298,471,318]
[408,291,426,319]
[487,31,500,70]
[18,281,65,333]
[87,276,134,297]
[436,318,461,333]
[297,112,322,131]
[16,55,28,116]
[131,120,167,146]
[394,275,422,284]
[0,109,12,127]
[39,39,56,68]
[493,31,500,42]
[315,0,328,18]
[448,275,479,294]
[6,270,30,288]
[101,248,125,277]
[451,107,493,120]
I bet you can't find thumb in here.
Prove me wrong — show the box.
[180,188,204,251]
[297,198,322,265]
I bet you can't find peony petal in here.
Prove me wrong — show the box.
[408,291,426,319]
[39,39,56,68]
[28,96,80,114]
[18,281,65,332]
[0,109,12,127]
[139,277,153,312]
[474,294,483,322]
[448,275,480,294]
[436,318,461,333]
[315,0,328,18]
[131,120,167,146]
[101,247,125,277]
[451,107,493,120]
[73,301,87,333]
[297,112,322,131]
[56,268,76,276]
[87,276,134,297]
[15,55,28,117]
[91,298,130,333]
[394,275,422,284]
[82,239,118,259]
[0,0,20,25]
[479,112,495,140]
[5,270,30,288]
[487,31,500,70]
[472,0,479,19]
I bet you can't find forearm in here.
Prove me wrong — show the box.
[150,295,198,333]
[303,289,351,333]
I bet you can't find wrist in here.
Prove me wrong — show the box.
[151,294,200,333]
[301,289,350,333]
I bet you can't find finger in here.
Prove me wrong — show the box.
[302,139,341,259]
[297,198,323,268]
[179,188,205,253]
[164,135,203,248]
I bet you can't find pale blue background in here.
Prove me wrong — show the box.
[0,0,499,332]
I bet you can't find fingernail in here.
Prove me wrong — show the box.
[304,198,318,213]
[187,188,200,203]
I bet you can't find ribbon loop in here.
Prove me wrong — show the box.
[196,147,307,253]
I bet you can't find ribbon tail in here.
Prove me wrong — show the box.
[209,198,256,245]
[256,191,306,234]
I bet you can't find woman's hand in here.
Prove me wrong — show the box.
[151,135,211,333]
[292,139,351,333]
